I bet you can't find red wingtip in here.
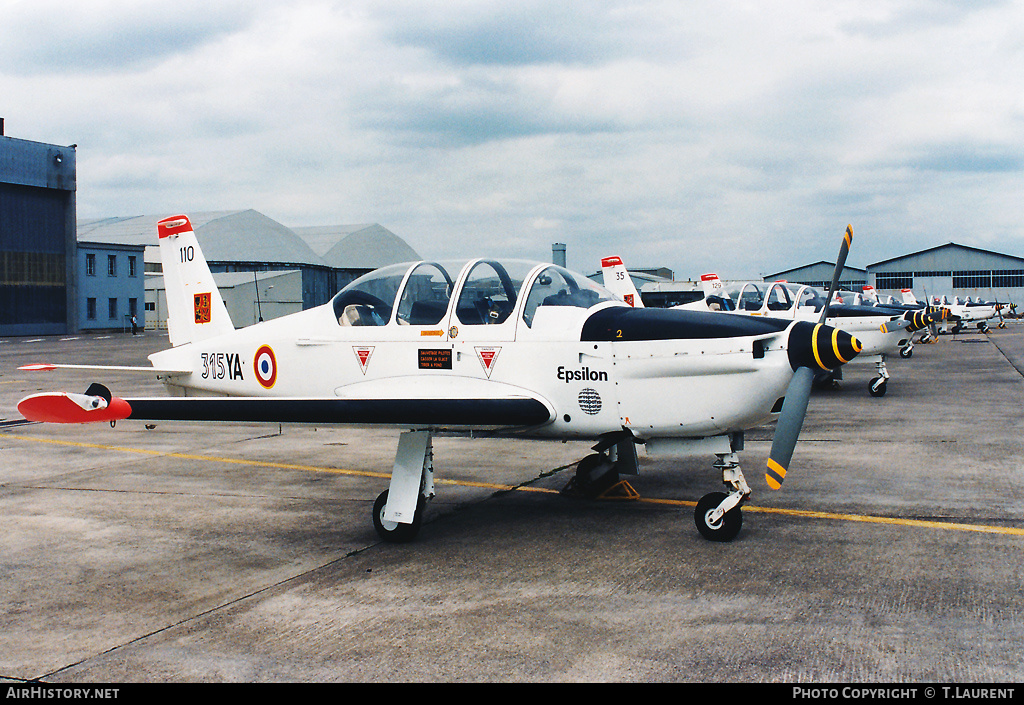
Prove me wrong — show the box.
[18,393,132,424]
[19,363,57,371]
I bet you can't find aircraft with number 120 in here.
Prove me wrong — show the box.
[18,216,862,543]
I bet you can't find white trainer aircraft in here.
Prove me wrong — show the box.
[18,215,862,543]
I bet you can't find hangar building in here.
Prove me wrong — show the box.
[766,243,1024,306]
[1,126,78,335]
[77,240,146,331]
[762,262,868,291]
[868,243,1024,304]
[77,211,421,330]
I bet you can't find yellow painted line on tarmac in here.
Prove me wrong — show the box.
[636,496,1024,536]
[2,434,389,480]
[5,433,1023,537]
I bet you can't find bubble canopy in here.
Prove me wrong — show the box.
[330,259,619,328]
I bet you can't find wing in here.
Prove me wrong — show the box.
[18,390,553,430]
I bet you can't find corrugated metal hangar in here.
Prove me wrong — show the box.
[77,210,421,331]
[766,243,1024,305]
[1,128,78,335]
[762,262,868,292]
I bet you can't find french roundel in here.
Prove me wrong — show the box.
[254,345,277,388]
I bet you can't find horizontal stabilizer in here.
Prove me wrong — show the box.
[20,363,191,375]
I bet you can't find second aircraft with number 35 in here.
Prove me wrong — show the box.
[18,216,862,542]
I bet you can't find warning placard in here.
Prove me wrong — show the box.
[418,348,453,370]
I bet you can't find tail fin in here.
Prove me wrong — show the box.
[699,273,724,298]
[861,285,878,303]
[699,273,736,311]
[157,215,234,346]
[601,256,643,307]
[901,288,918,305]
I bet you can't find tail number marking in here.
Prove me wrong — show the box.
[202,353,245,381]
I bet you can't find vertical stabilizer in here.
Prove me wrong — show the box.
[901,288,918,305]
[699,273,724,298]
[601,256,644,307]
[157,215,234,346]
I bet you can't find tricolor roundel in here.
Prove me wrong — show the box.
[254,345,277,388]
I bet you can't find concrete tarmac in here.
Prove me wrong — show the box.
[0,324,1022,683]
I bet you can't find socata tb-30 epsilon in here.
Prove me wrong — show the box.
[18,215,861,543]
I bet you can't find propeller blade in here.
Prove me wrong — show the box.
[819,224,853,324]
[766,367,813,490]
[765,225,859,491]
[767,318,862,491]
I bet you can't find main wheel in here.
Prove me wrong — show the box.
[372,489,424,543]
[694,492,742,542]
[899,346,913,359]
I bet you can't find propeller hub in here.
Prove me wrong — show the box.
[787,320,861,371]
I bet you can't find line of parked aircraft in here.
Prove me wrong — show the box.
[11,218,1009,543]
[602,258,1011,397]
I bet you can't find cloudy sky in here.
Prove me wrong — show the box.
[3,0,1023,278]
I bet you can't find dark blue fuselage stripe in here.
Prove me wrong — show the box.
[581,307,789,342]
[125,398,551,426]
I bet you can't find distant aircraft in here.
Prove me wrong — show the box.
[604,234,939,397]
[19,216,862,543]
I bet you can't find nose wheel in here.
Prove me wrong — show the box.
[695,491,743,541]
[694,449,748,542]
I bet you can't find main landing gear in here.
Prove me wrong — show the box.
[371,430,753,544]
[561,432,641,500]
[372,430,435,543]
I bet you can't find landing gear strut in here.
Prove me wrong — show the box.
[869,355,890,398]
[372,430,435,543]
[694,441,749,542]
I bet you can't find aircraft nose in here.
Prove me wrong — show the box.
[786,320,862,371]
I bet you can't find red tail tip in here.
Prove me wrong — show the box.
[157,215,192,239]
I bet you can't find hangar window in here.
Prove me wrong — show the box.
[952,270,991,289]
[875,271,913,290]
[456,260,527,326]
[395,262,454,326]
[992,270,1024,288]
[86,253,96,277]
